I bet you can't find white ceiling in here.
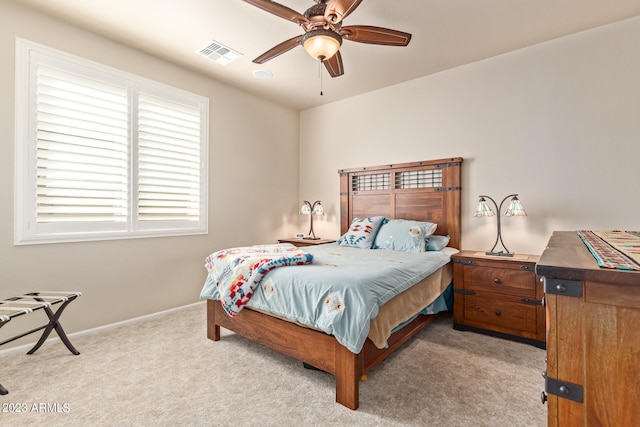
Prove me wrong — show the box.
[13,0,640,111]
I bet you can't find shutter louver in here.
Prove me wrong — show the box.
[36,65,129,224]
[138,93,201,222]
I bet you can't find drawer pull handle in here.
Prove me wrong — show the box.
[495,310,501,316]
[494,278,501,284]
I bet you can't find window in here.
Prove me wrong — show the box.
[15,39,208,244]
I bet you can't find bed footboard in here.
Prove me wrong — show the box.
[207,300,361,409]
[206,300,441,409]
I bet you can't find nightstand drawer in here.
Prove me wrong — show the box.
[463,265,535,297]
[465,265,534,289]
[463,295,537,334]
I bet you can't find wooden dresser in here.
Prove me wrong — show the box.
[536,231,640,426]
[452,250,545,348]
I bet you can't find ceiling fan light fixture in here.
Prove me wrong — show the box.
[302,29,342,61]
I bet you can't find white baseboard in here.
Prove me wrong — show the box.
[0,301,205,357]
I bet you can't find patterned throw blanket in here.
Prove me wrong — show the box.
[205,244,313,316]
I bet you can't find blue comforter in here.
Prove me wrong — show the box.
[200,242,453,353]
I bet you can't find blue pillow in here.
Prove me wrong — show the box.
[426,235,451,251]
[338,216,386,249]
[373,219,437,252]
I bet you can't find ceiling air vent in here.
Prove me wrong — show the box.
[196,40,242,65]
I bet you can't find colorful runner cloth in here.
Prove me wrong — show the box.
[576,230,640,271]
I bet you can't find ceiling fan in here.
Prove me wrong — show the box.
[243,0,412,78]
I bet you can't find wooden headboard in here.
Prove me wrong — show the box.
[338,157,463,249]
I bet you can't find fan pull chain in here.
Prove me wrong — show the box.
[319,58,324,96]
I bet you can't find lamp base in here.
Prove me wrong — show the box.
[303,236,321,240]
[485,251,514,257]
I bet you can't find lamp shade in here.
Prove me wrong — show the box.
[312,202,324,216]
[504,197,527,217]
[474,197,495,217]
[302,29,342,60]
[299,203,311,215]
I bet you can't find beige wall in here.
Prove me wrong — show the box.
[300,16,640,256]
[0,1,300,347]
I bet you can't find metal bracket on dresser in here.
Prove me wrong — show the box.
[452,259,475,265]
[454,288,476,296]
[543,278,583,298]
[545,377,584,403]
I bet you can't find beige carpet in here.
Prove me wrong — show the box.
[0,303,546,426]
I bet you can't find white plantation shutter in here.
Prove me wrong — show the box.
[36,65,129,224]
[15,39,208,244]
[137,93,201,222]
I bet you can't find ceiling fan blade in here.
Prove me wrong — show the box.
[253,35,304,64]
[340,25,412,46]
[324,0,363,24]
[323,51,344,77]
[242,0,310,26]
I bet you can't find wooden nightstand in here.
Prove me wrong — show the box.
[452,250,545,348]
[278,237,336,247]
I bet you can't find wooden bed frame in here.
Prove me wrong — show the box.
[207,157,462,409]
